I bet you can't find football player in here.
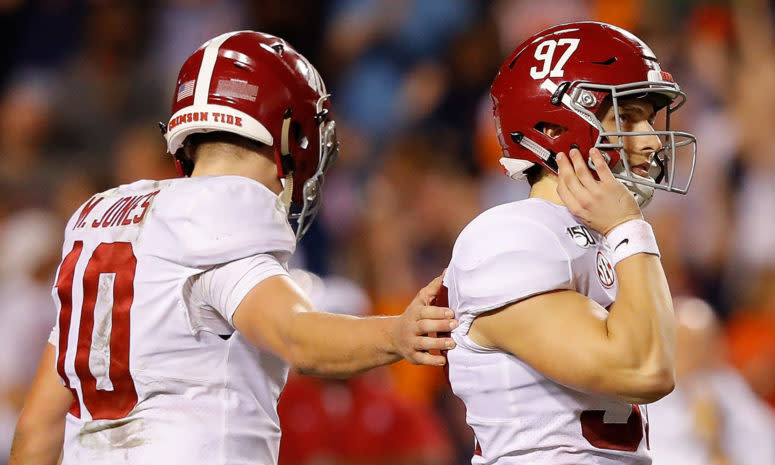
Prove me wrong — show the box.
[9,31,457,465]
[443,22,697,464]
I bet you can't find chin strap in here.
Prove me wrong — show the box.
[278,175,293,212]
[613,167,655,209]
[625,174,655,209]
[277,109,294,213]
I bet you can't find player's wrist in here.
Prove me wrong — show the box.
[383,315,403,358]
[605,219,660,267]
[601,213,643,236]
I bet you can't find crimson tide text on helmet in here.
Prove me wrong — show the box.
[161,30,338,240]
[491,21,696,208]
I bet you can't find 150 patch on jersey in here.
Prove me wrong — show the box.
[567,225,596,248]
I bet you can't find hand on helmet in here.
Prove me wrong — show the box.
[556,148,642,235]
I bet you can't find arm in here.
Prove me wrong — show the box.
[9,343,73,465]
[470,148,675,404]
[233,274,457,378]
[469,254,674,403]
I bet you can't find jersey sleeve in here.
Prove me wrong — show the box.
[150,177,296,269]
[186,253,289,332]
[445,215,573,319]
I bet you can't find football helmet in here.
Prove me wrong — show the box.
[491,21,696,207]
[162,31,338,240]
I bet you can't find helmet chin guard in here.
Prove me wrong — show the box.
[617,170,655,208]
[287,96,339,241]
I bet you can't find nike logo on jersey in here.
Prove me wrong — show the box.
[615,238,629,251]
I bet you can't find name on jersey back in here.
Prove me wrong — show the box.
[73,191,160,230]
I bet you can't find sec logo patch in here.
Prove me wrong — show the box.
[596,251,616,288]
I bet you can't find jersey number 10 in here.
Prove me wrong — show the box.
[55,240,138,420]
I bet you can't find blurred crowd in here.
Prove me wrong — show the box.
[2,0,775,464]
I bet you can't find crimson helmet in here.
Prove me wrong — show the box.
[491,21,696,207]
[161,31,338,240]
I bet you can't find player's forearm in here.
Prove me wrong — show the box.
[284,311,400,378]
[9,416,64,465]
[235,275,452,375]
[9,344,70,465]
[605,253,676,401]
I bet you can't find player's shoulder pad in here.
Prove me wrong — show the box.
[62,180,155,242]
[451,200,571,266]
[447,200,573,315]
[148,176,295,268]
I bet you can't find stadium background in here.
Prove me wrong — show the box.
[2,0,775,464]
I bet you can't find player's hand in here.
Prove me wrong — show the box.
[556,148,642,235]
[392,274,457,366]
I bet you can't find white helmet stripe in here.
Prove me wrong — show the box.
[194,31,249,105]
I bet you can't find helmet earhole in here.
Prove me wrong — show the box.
[291,121,309,149]
[281,154,295,174]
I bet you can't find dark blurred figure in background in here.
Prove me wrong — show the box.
[355,132,478,426]
[279,270,453,465]
[112,123,178,185]
[51,1,162,172]
[0,74,58,211]
[0,210,61,462]
[725,270,775,413]
[649,297,775,465]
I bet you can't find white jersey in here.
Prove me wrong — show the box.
[444,198,651,465]
[49,176,296,465]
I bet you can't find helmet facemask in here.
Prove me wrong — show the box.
[285,95,339,241]
[566,79,697,208]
